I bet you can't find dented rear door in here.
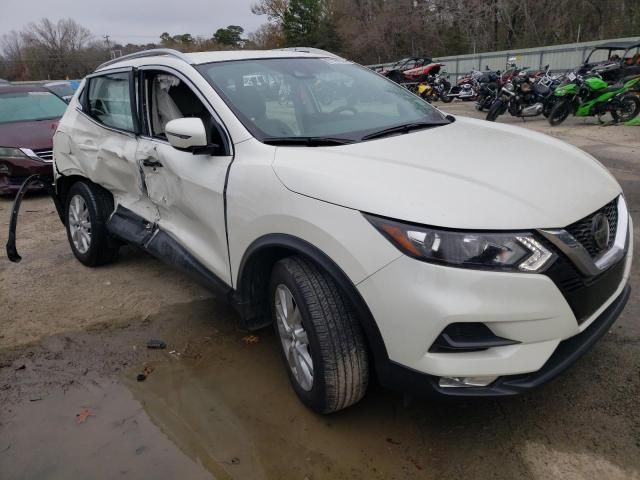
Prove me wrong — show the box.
[54,68,158,222]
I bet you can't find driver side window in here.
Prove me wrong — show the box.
[142,71,223,147]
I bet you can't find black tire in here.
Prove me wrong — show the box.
[440,92,453,103]
[65,180,119,267]
[542,98,555,118]
[269,256,369,414]
[486,99,505,121]
[548,99,571,126]
[611,95,640,123]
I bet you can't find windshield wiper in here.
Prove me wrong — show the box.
[361,121,450,141]
[262,136,355,146]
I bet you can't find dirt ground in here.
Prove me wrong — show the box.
[1,102,639,479]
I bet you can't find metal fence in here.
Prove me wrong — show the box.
[367,36,640,79]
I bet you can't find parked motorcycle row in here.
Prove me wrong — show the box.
[381,41,640,126]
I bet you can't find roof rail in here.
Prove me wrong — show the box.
[96,49,193,70]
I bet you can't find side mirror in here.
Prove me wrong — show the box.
[165,118,219,155]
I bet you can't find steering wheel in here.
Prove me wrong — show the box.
[333,106,358,116]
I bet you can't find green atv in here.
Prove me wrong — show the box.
[548,74,640,126]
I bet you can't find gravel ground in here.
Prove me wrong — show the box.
[0,102,639,479]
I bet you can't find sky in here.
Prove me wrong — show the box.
[0,0,266,45]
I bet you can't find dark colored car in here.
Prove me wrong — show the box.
[0,85,67,195]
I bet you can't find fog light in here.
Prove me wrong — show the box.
[439,376,498,388]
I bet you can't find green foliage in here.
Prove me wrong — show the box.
[159,33,194,47]
[214,25,245,46]
[282,0,322,46]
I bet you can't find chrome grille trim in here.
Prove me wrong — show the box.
[19,147,54,163]
[33,148,53,160]
[538,196,629,277]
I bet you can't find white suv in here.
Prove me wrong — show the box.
[7,49,632,413]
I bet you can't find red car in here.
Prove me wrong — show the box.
[0,85,67,195]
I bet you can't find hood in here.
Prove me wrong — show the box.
[0,119,59,150]
[272,117,621,230]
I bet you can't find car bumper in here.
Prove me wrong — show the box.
[0,175,49,194]
[0,158,52,195]
[357,230,632,395]
[374,284,630,397]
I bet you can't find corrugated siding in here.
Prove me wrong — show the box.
[368,36,640,79]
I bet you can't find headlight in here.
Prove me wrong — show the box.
[506,83,515,91]
[0,147,26,159]
[365,214,555,272]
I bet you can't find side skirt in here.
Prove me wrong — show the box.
[107,205,235,303]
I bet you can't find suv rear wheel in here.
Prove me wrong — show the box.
[65,181,119,267]
[269,256,369,414]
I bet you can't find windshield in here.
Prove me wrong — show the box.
[0,90,67,124]
[197,57,447,143]
[46,83,76,98]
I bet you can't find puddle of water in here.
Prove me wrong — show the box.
[125,321,640,480]
[125,331,411,479]
[2,297,638,480]
[0,379,213,480]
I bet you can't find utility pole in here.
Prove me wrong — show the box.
[103,35,112,59]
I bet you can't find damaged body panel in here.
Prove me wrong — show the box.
[106,205,233,298]
[136,137,232,285]
[5,49,633,414]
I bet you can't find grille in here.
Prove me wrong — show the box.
[33,148,53,161]
[543,248,625,324]
[565,198,618,258]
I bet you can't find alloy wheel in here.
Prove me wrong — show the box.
[68,194,91,254]
[274,284,314,391]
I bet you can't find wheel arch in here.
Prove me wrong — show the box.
[235,233,389,366]
[54,174,98,224]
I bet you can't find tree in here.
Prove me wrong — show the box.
[248,23,285,49]
[214,25,245,47]
[251,0,290,25]
[16,18,95,80]
[282,0,324,46]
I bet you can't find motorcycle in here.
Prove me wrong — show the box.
[475,71,501,111]
[445,69,482,101]
[417,80,436,102]
[548,73,640,126]
[432,73,452,102]
[486,66,557,121]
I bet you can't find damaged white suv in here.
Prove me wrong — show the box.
[7,49,632,413]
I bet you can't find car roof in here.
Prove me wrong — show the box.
[593,41,640,50]
[97,48,335,72]
[0,84,51,94]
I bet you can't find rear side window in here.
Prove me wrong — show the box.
[87,72,134,131]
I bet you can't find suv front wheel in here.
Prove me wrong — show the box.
[269,256,369,414]
[65,181,119,267]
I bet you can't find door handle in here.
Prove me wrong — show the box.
[142,159,163,168]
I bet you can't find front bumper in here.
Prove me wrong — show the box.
[357,221,632,395]
[0,158,52,195]
[374,284,629,397]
